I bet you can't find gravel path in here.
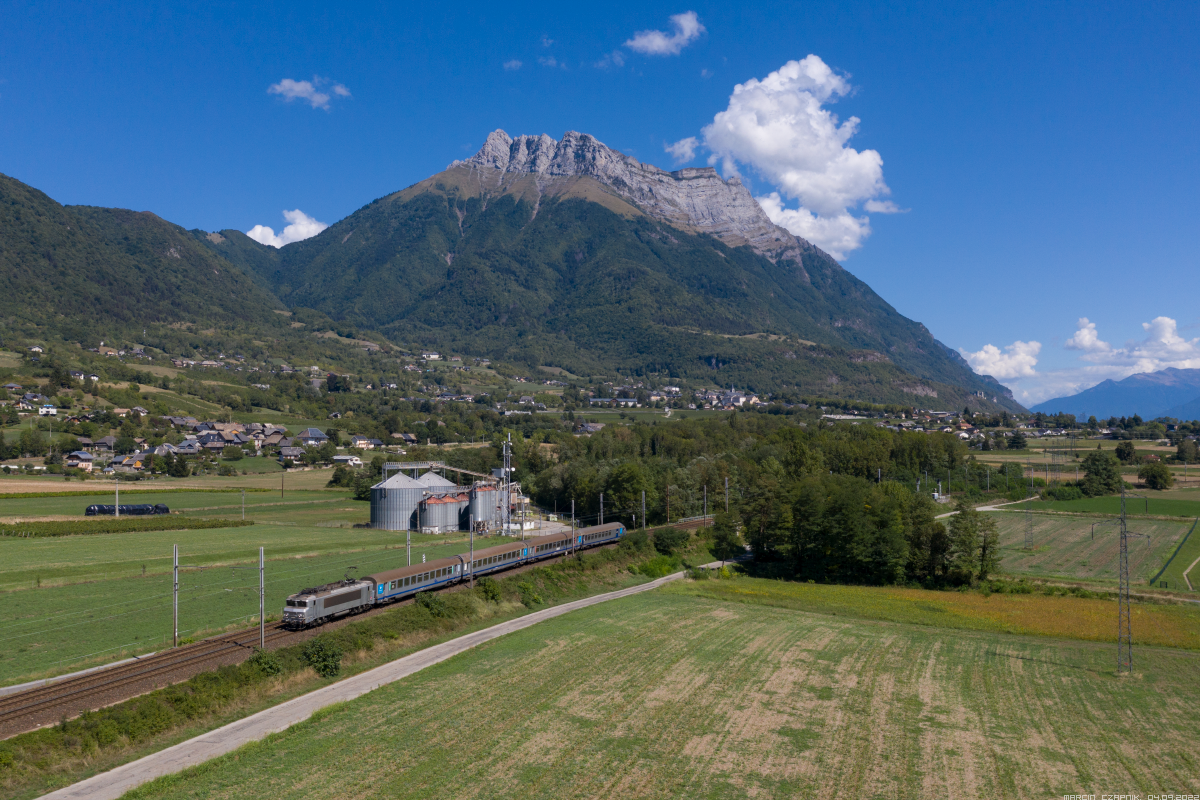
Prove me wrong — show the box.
[39,568,700,800]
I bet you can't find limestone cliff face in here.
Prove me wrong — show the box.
[452,130,814,266]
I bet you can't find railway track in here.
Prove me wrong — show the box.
[0,539,630,739]
[0,626,294,738]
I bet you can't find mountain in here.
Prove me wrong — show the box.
[0,172,288,347]
[236,130,1020,409]
[1031,367,1200,419]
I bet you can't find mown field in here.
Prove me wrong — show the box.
[125,585,1200,800]
[987,510,1197,586]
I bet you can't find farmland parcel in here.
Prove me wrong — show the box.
[123,587,1200,800]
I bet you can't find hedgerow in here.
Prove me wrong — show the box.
[0,487,271,499]
[0,518,255,538]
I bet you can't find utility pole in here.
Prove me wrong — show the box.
[502,433,512,537]
[469,523,474,588]
[666,484,670,523]
[1025,461,1034,549]
[259,547,265,649]
[571,498,575,554]
[172,544,179,647]
[703,485,707,521]
[281,471,284,499]
[407,528,411,566]
[1116,485,1148,674]
[725,477,729,513]
[600,493,604,525]
[642,490,646,530]
[115,477,120,518]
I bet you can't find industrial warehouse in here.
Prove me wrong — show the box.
[369,461,507,533]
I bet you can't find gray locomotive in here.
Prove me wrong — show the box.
[282,522,626,628]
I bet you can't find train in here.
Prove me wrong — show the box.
[85,503,171,516]
[281,522,626,629]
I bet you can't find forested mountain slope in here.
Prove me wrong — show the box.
[0,172,288,345]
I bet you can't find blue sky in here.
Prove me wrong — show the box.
[2,0,1198,405]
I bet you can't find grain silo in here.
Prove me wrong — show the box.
[419,494,459,532]
[417,471,457,490]
[470,484,499,529]
[370,471,425,531]
[453,492,471,530]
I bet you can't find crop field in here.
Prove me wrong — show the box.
[668,577,1200,649]
[0,528,479,684]
[1008,495,1200,517]
[0,489,341,518]
[126,588,1200,800]
[987,511,1197,586]
[1155,521,1200,591]
[0,489,509,685]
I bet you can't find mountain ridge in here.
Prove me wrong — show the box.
[221,131,1019,409]
[1031,367,1200,419]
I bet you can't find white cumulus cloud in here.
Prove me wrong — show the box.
[1064,317,1111,354]
[696,55,894,258]
[960,340,1042,380]
[664,136,699,164]
[246,209,328,248]
[756,194,869,262]
[959,316,1200,406]
[268,77,350,110]
[503,59,523,71]
[625,11,705,56]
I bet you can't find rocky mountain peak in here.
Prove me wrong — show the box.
[454,129,815,264]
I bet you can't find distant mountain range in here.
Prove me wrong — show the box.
[0,130,1024,409]
[1031,367,1200,420]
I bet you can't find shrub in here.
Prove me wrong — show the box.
[247,648,282,676]
[414,591,449,618]
[1045,485,1084,502]
[652,527,690,556]
[302,638,344,678]
[618,528,651,555]
[476,576,501,603]
[221,445,243,461]
[635,554,681,578]
[516,581,543,607]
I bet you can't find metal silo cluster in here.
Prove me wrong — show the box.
[371,469,503,533]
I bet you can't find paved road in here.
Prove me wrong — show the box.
[39,569,704,800]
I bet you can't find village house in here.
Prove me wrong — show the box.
[278,446,306,463]
[65,451,93,472]
[298,428,330,446]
